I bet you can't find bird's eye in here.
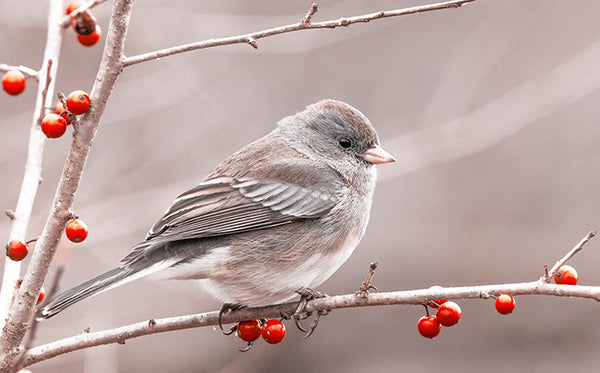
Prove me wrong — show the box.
[338,137,352,148]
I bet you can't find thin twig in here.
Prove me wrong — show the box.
[123,0,478,67]
[541,231,596,283]
[44,266,65,304]
[37,60,54,122]
[301,3,319,25]
[357,262,378,296]
[4,210,16,221]
[0,64,39,80]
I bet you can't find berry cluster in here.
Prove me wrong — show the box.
[67,0,102,47]
[41,90,90,138]
[236,319,286,350]
[418,297,462,339]
[418,265,580,339]
[4,219,87,307]
[5,218,87,263]
[1,2,101,97]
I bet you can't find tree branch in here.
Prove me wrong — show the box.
[21,280,600,367]
[15,231,597,367]
[122,0,478,67]
[0,0,134,371]
[541,230,596,283]
[0,0,64,333]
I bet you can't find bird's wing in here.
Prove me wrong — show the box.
[145,177,337,242]
[119,156,344,266]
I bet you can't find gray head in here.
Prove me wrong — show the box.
[277,99,395,175]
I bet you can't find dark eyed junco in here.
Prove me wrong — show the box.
[41,99,395,318]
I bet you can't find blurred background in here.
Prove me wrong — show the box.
[2,0,600,371]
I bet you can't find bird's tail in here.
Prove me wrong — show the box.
[40,267,132,319]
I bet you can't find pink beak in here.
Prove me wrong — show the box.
[362,144,396,165]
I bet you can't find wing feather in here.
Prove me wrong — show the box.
[144,177,337,243]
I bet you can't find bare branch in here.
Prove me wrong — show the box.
[20,280,600,367]
[0,0,64,334]
[123,0,478,67]
[541,231,596,283]
[0,0,134,370]
[0,64,39,80]
[20,229,596,366]
[301,3,319,25]
[36,60,54,123]
[357,262,378,296]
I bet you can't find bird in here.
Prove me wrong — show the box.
[40,99,395,319]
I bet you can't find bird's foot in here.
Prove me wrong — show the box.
[291,287,330,339]
[219,303,247,335]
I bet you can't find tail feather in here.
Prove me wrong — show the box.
[40,267,130,319]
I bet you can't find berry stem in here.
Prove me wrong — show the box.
[0,64,39,80]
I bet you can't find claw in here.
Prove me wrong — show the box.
[296,287,327,299]
[301,310,327,340]
[294,315,309,333]
[293,295,308,317]
[222,324,237,336]
[292,287,330,339]
[239,341,254,352]
[219,303,246,334]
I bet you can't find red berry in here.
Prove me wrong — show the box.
[261,319,286,344]
[54,102,71,125]
[436,301,462,327]
[65,219,88,243]
[495,294,515,315]
[237,320,263,343]
[66,0,85,15]
[66,90,91,115]
[77,24,102,47]
[41,114,67,138]
[37,287,46,304]
[417,315,441,339]
[6,240,28,261]
[2,70,26,96]
[554,265,578,285]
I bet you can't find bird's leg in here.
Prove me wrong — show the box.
[219,303,247,335]
[292,287,329,338]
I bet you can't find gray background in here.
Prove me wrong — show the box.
[2,0,600,372]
